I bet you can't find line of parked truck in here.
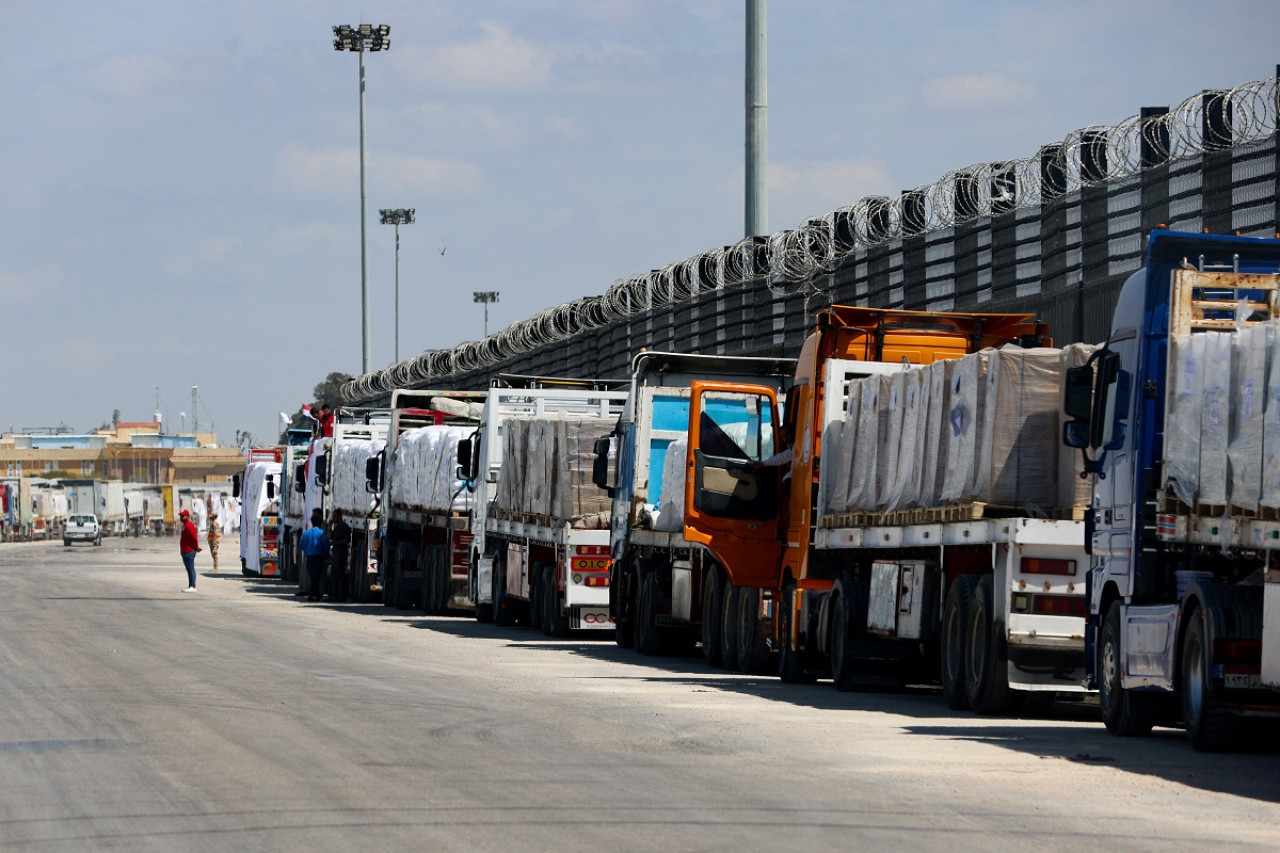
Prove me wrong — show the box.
[0,478,238,544]
[245,230,1280,750]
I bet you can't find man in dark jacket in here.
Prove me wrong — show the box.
[179,509,201,592]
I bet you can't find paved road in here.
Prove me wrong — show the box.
[1,537,1278,852]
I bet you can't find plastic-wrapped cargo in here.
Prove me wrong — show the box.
[1164,334,1203,505]
[330,437,385,515]
[847,376,888,511]
[917,359,952,508]
[876,375,908,509]
[551,418,613,521]
[389,425,473,512]
[495,416,614,522]
[1058,343,1099,510]
[1198,332,1233,505]
[940,350,991,502]
[1229,323,1269,510]
[654,435,689,532]
[881,370,925,510]
[823,418,848,514]
[975,345,1062,509]
[1263,327,1280,509]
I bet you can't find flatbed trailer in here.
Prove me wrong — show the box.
[465,380,627,634]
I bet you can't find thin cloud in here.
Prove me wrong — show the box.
[376,153,485,197]
[396,22,554,93]
[80,53,177,99]
[0,266,62,302]
[922,73,1036,111]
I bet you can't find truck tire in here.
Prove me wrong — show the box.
[778,581,815,684]
[492,551,518,628]
[941,575,977,710]
[736,586,771,674]
[544,564,570,638]
[1098,600,1155,737]
[613,561,635,649]
[529,563,545,632]
[1181,603,1238,751]
[634,569,667,656]
[829,581,856,692]
[719,583,741,670]
[701,567,725,666]
[964,574,1015,715]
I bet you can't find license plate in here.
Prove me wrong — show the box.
[1223,673,1262,689]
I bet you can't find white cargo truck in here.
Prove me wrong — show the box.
[462,378,628,634]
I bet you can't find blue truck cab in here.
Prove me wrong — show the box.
[1064,229,1280,749]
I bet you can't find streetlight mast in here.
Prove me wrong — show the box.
[473,291,500,338]
[379,208,415,364]
[333,23,391,374]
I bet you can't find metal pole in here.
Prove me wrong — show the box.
[359,48,371,374]
[394,222,400,363]
[484,302,489,338]
[745,0,768,238]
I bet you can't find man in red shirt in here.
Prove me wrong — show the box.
[179,509,202,592]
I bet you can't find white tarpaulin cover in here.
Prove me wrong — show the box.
[330,437,385,516]
[1166,323,1280,509]
[826,345,1077,516]
[388,425,473,513]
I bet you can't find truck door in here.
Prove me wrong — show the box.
[684,381,784,588]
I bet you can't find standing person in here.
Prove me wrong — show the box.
[206,511,221,572]
[327,510,352,602]
[300,509,330,602]
[179,509,201,592]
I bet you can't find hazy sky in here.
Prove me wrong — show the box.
[4,1,1276,446]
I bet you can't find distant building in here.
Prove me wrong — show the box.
[0,422,244,483]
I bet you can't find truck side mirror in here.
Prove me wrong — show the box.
[232,473,242,499]
[266,476,276,501]
[1063,420,1090,449]
[315,455,328,485]
[295,463,306,493]
[592,435,615,496]
[1063,364,1094,421]
[457,431,480,482]
[365,452,382,493]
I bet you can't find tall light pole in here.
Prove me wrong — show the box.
[379,208,415,364]
[473,291,499,338]
[333,23,391,374]
[745,0,767,238]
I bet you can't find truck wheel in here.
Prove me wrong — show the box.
[701,566,725,666]
[613,562,635,649]
[736,587,770,674]
[778,582,815,684]
[1181,604,1238,751]
[545,564,570,638]
[634,570,666,656]
[941,575,977,710]
[830,583,855,691]
[1098,600,1155,737]
[420,547,439,615]
[493,552,518,628]
[529,563,545,632]
[719,582,741,670]
[964,574,1015,715]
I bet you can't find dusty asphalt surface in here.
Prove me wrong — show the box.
[0,535,1278,852]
